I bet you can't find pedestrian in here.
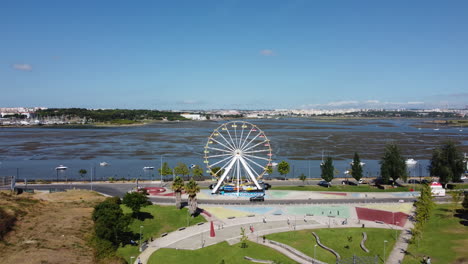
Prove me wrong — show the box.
[263,236,266,243]
[426,256,431,264]
[422,256,427,263]
[137,257,142,264]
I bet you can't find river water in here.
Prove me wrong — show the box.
[0,118,466,181]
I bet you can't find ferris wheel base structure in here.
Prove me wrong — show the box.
[204,121,272,196]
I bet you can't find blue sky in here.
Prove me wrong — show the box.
[1,0,468,110]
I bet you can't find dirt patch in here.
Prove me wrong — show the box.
[0,190,106,264]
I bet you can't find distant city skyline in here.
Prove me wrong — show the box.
[1,1,468,110]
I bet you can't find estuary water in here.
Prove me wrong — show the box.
[0,118,466,181]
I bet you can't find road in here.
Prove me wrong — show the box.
[16,182,451,205]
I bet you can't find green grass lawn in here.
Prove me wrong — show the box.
[267,228,398,264]
[402,204,468,264]
[117,204,207,263]
[272,184,416,192]
[148,241,297,264]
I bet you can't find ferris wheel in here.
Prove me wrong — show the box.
[204,121,273,194]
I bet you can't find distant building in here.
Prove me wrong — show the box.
[181,113,206,120]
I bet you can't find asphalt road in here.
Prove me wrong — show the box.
[16,182,451,205]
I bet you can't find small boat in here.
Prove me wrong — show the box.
[55,165,68,170]
[405,158,418,165]
[143,166,154,170]
[349,161,365,166]
[99,162,109,166]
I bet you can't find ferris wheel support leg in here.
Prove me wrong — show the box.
[239,157,263,191]
[211,157,237,194]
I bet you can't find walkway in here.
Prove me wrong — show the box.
[135,214,406,264]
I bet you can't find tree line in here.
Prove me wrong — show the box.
[35,108,188,122]
[273,141,465,187]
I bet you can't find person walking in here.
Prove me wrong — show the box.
[426,256,431,264]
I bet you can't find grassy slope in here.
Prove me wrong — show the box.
[148,241,298,264]
[117,204,207,263]
[267,228,398,264]
[403,204,468,264]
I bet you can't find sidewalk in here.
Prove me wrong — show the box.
[136,214,405,264]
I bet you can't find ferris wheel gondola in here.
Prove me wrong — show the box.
[204,121,272,194]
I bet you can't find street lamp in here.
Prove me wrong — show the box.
[139,225,144,251]
[130,256,135,264]
[383,240,388,264]
[314,244,318,259]
[160,155,163,185]
[395,222,400,240]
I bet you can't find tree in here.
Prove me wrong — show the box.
[240,227,248,248]
[380,143,407,185]
[172,176,185,209]
[122,190,150,218]
[414,183,434,224]
[351,152,363,184]
[429,141,465,186]
[298,173,307,185]
[463,193,468,211]
[277,161,290,178]
[158,162,172,181]
[79,169,87,179]
[321,157,334,187]
[450,190,463,214]
[191,165,204,181]
[265,165,273,175]
[210,167,225,178]
[174,162,190,180]
[92,197,131,247]
[185,178,200,216]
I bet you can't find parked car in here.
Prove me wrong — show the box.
[358,179,369,184]
[250,195,265,202]
[261,182,272,190]
[407,179,420,184]
[318,180,331,187]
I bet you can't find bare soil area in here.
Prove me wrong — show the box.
[0,190,106,264]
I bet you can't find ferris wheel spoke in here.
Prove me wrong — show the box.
[211,157,235,177]
[233,122,239,149]
[224,126,238,149]
[206,145,233,154]
[244,154,271,162]
[240,157,261,178]
[241,133,262,152]
[211,137,234,151]
[244,149,271,154]
[218,128,237,150]
[206,153,232,159]
[243,140,269,152]
[243,155,268,170]
[239,125,253,149]
[238,123,245,149]
[208,155,234,168]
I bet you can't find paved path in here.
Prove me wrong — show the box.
[386,208,415,264]
[135,214,406,264]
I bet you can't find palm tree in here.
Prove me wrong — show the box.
[185,178,200,216]
[171,176,185,209]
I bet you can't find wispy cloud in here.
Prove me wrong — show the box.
[12,64,32,71]
[259,49,275,56]
[178,100,204,105]
[326,100,358,106]
[365,100,380,104]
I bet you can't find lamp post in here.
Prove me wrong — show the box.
[395,222,400,240]
[384,240,388,263]
[130,256,135,264]
[139,225,144,251]
[160,155,163,185]
[314,244,318,259]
